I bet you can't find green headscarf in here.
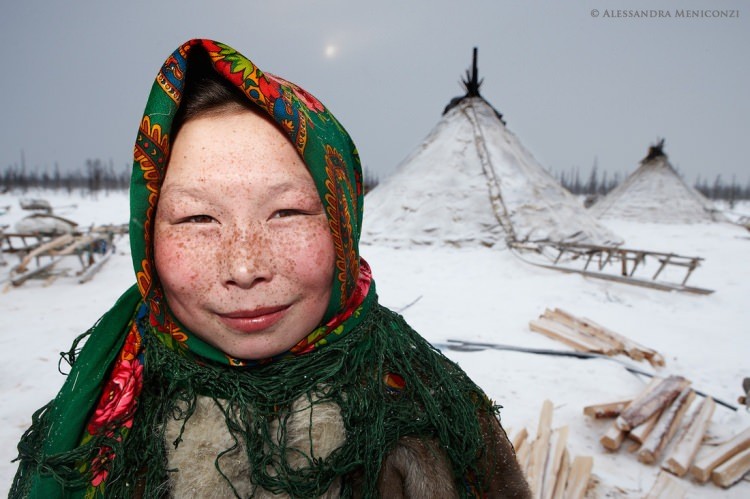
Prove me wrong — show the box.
[11,39,500,499]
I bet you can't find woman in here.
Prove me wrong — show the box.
[11,39,529,498]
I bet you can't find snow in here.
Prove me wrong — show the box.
[1,190,749,497]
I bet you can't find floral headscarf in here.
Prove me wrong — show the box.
[12,40,504,499]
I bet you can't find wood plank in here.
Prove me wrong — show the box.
[542,426,569,499]
[512,427,528,452]
[542,309,621,354]
[560,309,664,367]
[617,376,690,431]
[528,400,554,498]
[691,426,750,482]
[644,470,686,499]
[563,455,592,499]
[662,396,716,477]
[529,318,607,352]
[711,447,750,488]
[583,399,632,419]
[547,308,624,350]
[551,449,569,499]
[637,389,695,464]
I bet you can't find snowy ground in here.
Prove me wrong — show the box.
[1,190,748,497]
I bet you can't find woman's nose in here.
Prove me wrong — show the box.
[221,226,273,289]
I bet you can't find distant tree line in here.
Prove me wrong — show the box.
[1,159,130,195]
[556,164,750,202]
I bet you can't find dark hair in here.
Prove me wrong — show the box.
[171,48,257,137]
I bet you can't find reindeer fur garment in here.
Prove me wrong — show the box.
[165,395,462,498]
[165,393,530,498]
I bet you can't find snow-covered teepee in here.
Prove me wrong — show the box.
[590,140,725,224]
[362,49,619,248]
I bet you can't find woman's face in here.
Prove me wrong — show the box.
[154,108,335,360]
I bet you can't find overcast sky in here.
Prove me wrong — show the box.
[1,0,748,185]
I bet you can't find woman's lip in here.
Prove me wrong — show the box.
[218,305,289,333]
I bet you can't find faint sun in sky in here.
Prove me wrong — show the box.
[324,44,338,59]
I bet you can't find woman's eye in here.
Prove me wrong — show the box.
[182,214,216,224]
[272,209,302,219]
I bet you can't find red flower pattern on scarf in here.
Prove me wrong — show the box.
[87,357,143,435]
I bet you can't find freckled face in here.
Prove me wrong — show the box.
[154,109,335,360]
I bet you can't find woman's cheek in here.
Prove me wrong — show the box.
[157,230,217,284]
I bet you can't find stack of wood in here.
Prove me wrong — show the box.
[511,400,593,499]
[529,308,664,368]
[586,375,750,491]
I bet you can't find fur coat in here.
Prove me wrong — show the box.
[161,395,530,498]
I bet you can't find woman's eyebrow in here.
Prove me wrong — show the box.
[160,179,316,199]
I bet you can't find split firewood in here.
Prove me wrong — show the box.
[541,426,568,499]
[529,318,608,353]
[583,399,632,419]
[563,456,592,499]
[628,410,661,445]
[546,308,624,351]
[644,470,686,499]
[691,426,750,483]
[516,436,531,476]
[552,308,665,367]
[541,309,620,354]
[617,376,690,431]
[662,396,716,476]
[551,448,569,499]
[512,427,529,452]
[528,400,554,497]
[637,388,695,464]
[710,447,750,488]
[600,422,626,451]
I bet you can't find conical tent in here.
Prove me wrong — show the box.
[590,140,725,224]
[362,93,620,248]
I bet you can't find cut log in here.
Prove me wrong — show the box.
[529,318,608,353]
[617,376,690,431]
[628,410,661,445]
[541,426,569,499]
[691,426,750,482]
[551,449,569,499]
[583,399,632,419]
[600,422,626,451]
[644,470,686,499]
[711,447,750,488]
[662,396,716,476]
[563,455,592,499]
[637,388,695,464]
